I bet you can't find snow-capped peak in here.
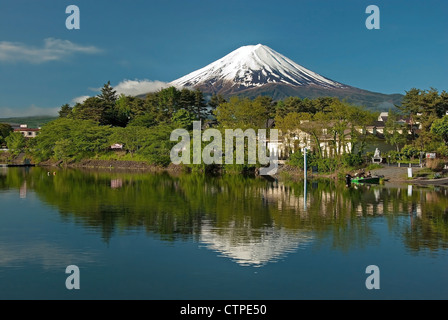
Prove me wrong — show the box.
[170,44,345,89]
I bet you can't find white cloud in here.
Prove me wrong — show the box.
[0,105,59,118]
[71,95,90,105]
[0,38,101,63]
[113,79,169,96]
[70,79,171,106]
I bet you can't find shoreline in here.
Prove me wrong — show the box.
[33,159,448,186]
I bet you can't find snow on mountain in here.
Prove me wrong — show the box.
[170,44,346,89]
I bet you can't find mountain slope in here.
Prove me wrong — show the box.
[167,44,402,111]
[171,44,346,89]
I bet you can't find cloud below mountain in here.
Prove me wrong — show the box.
[113,79,168,96]
[72,79,169,105]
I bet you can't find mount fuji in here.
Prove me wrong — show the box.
[167,44,402,110]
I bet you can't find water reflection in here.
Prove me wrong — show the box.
[0,241,96,270]
[1,167,448,265]
[200,221,313,267]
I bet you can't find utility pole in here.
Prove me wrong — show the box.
[304,147,307,211]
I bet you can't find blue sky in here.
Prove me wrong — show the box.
[0,0,447,117]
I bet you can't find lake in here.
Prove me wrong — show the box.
[0,166,447,300]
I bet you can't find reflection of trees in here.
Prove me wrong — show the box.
[402,190,448,253]
[3,167,448,254]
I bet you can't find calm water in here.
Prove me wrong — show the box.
[0,166,447,300]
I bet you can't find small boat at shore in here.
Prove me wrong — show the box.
[351,176,381,184]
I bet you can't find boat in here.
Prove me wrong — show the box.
[351,176,380,184]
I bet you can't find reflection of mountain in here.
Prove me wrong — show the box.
[200,220,313,267]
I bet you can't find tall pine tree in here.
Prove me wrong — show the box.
[193,89,208,121]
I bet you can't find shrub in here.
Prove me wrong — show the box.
[287,150,304,168]
[436,145,448,158]
[426,158,445,172]
[341,153,363,167]
[401,145,420,160]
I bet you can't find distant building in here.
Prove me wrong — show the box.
[13,124,40,138]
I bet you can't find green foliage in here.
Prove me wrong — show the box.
[53,138,74,161]
[128,113,157,128]
[310,157,338,173]
[0,123,13,146]
[30,118,112,162]
[5,132,26,155]
[97,80,118,103]
[436,144,448,158]
[109,126,147,155]
[137,124,177,166]
[386,150,402,162]
[71,97,109,124]
[384,109,407,151]
[341,153,363,167]
[401,144,420,160]
[172,109,197,130]
[287,150,305,168]
[399,88,448,151]
[208,93,226,110]
[431,115,448,145]
[214,96,268,129]
[16,84,448,172]
[58,104,73,118]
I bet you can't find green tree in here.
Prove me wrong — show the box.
[296,112,329,158]
[98,81,118,103]
[138,124,178,166]
[71,97,107,123]
[431,115,448,146]
[112,94,145,127]
[179,88,196,113]
[172,109,197,130]
[214,96,268,129]
[128,113,157,128]
[208,93,227,111]
[346,106,376,155]
[110,126,147,156]
[5,132,26,155]
[58,104,73,118]
[31,118,112,162]
[158,86,181,118]
[0,123,13,146]
[254,96,275,119]
[401,144,420,160]
[275,112,311,156]
[53,138,75,162]
[384,109,407,152]
[193,89,208,121]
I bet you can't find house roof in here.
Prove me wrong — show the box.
[14,128,40,132]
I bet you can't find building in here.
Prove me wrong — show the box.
[274,121,353,159]
[13,124,40,138]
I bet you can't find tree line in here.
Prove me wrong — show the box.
[2,82,447,173]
